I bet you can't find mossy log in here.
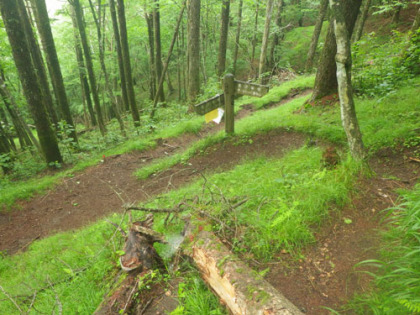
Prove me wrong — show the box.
[184,220,303,315]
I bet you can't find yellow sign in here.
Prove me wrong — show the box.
[205,108,219,123]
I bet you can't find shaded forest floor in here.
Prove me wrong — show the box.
[1,90,419,314]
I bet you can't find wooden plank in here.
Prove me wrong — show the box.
[235,80,269,97]
[194,94,224,115]
[184,220,304,315]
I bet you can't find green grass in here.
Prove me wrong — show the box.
[0,217,119,314]
[144,146,362,260]
[348,184,420,314]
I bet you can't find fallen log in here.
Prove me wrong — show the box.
[184,218,303,315]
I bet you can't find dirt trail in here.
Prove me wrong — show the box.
[1,90,419,314]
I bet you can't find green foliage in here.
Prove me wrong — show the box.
[349,185,420,314]
[352,30,420,97]
[172,275,226,314]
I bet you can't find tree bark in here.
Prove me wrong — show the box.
[153,0,165,103]
[305,0,328,72]
[233,0,243,75]
[70,7,97,127]
[88,0,125,136]
[0,0,62,163]
[259,0,275,84]
[217,0,230,77]
[150,1,186,119]
[72,0,106,136]
[145,12,157,101]
[187,0,201,105]
[411,7,420,33]
[184,220,304,314]
[269,0,285,70]
[329,0,365,160]
[32,0,78,144]
[109,0,129,113]
[251,1,260,69]
[308,0,362,103]
[116,0,140,127]
[392,5,402,24]
[19,0,59,129]
[352,0,371,43]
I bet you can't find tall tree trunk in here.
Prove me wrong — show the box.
[109,0,129,112]
[308,0,362,103]
[153,0,165,103]
[31,0,79,144]
[392,5,402,24]
[146,12,157,101]
[0,0,62,163]
[305,0,328,72]
[187,0,201,105]
[72,0,106,136]
[150,0,186,119]
[268,0,284,70]
[88,0,125,136]
[0,76,39,151]
[259,0,275,83]
[20,0,59,129]
[217,0,230,77]
[352,0,371,43]
[70,8,97,127]
[411,7,420,33]
[251,1,260,74]
[329,0,365,160]
[116,0,140,127]
[233,0,243,75]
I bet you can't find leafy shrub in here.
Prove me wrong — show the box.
[352,29,420,97]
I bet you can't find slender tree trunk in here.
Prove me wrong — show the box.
[308,0,362,103]
[70,8,97,127]
[31,0,78,144]
[329,0,365,160]
[0,76,38,151]
[233,0,243,75]
[217,0,230,77]
[19,0,59,129]
[268,0,284,70]
[154,0,165,103]
[88,0,125,136]
[109,0,129,112]
[411,7,420,32]
[251,1,260,73]
[116,0,140,126]
[187,0,201,105]
[259,0,275,83]
[392,5,402,24]
[72,0,106,136]
[352,0,371,43]
[305,0,328,72]
[150,1,186,119]
[146,13,157,101]
[0,0,62,163]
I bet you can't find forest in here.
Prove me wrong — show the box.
[0,0,419,313]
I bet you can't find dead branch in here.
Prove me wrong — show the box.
[105,219,127,237]
[0,285,23,313]
[47,276,63,315]
[409,156,420,163]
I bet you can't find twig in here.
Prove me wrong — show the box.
[47,276,63,315]
[105,219,127,237]
[0,285,23,313]
[126,205,185,214]
[198,210,236,234]
[122,277,140,313]
[139,297,155,315]
[17,235,40,253]
[27,290,37,313]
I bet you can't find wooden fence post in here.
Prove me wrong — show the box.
[223,73,235,135]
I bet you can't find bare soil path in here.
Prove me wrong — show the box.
[0,92,419,314]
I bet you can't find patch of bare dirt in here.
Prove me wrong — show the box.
[263,145,420,314]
